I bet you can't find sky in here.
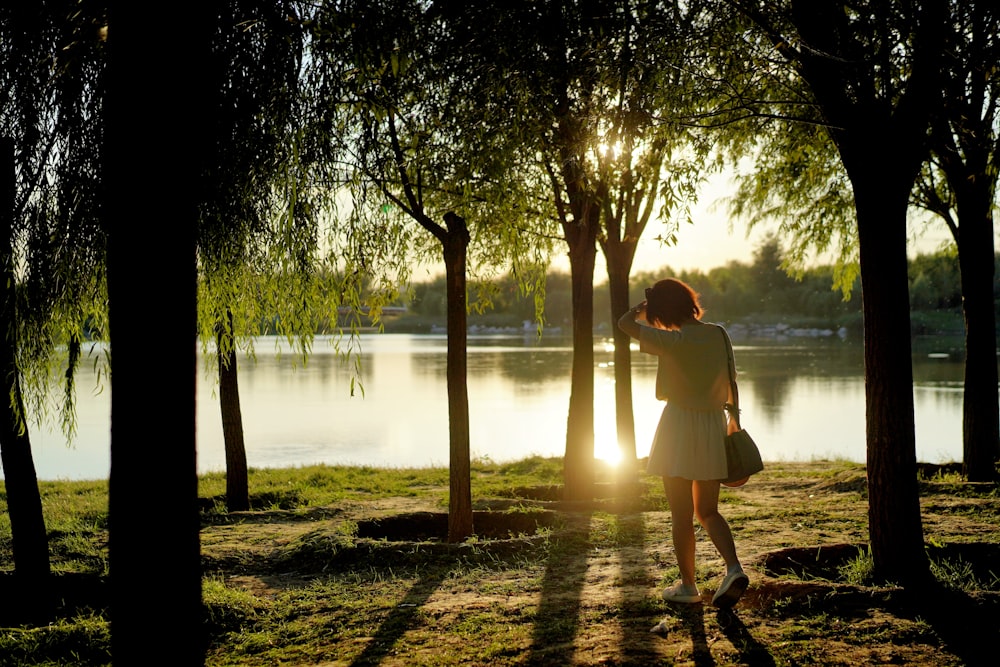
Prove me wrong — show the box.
[626,171,769,276]
[539,170,773,278]
[418,168,961,280]
[609,170,959,277]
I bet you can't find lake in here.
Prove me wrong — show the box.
[14,331,971,481]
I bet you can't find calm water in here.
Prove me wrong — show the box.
[15,332,970,481]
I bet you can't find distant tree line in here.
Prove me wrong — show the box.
[395,238,981,338]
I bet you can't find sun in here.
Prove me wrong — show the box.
[596,140,622,159]
[595,440,623,467]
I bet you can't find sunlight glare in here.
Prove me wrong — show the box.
[595,440,623,467]
[597,140,622,159]
[595,361,624,468]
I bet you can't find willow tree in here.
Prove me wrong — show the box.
[1,1,107,616]
[718,1,1000,485]
[309,0,547,540]
[467,1,707,497]
[461,0,620,500]
[914,1,1000,483]
[1,6,55,606]
[591,2,709,477]
[197,0,327,512]
[719,0,952,585]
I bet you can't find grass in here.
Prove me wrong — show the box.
[1,457,999,666]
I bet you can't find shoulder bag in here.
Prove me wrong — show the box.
[719,326,764,487]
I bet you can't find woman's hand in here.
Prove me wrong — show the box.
[618,302,646,338]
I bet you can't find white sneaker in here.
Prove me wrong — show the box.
[711,570,749,608]
[661,582,702,604]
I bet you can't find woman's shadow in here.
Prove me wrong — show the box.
[651,605,775,666]
[715,607,776,665]
[652,604,714,666]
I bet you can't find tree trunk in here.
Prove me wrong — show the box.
[1,135,51,620]
[853,177,929,586]
[953,182,1000,482]
[603,240,639,480]
[784,0,944,590]
[443,212,473,542]
[105,4,211,663]
[563,208,599,501]
[217,309,250,511]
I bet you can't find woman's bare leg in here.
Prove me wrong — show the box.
[692,480,742,573]
[663,476,698,589]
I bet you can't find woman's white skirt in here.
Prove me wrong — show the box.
[646,402,729,480]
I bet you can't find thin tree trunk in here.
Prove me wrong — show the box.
[1,135,51,620]
[604,243,639,481]
[443,212,472,542]
[598,142,660,486]
[563,208,599,501]
[217,309,250,511]
[954,186,1000,482]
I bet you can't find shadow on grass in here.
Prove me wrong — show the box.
[715,608,776,666]
[347,568,448,667]
[338,505,575,665]
[0,571,108,626]
[652,604,714,666]
[526,510,594,664]
[895,583,1000,667]
[521,480,663,664]
[614,511,661,664]
[759,541,1000,667]
[650,592,778,665]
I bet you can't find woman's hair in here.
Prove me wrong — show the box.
[644,278,704,329]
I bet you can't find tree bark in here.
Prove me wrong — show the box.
[784,0,943,586]
[853,177,929,586]
[603,239,639,480]
[217,309,250,511]
[443,212,473,542]
[1,135,51,620]
[563,208,599,501]
[105,3,212,663]
[927,6,1000,482]
[955,189,1000,482]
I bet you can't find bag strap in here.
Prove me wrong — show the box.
[719,325,741,429]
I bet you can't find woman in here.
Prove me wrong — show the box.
[618,278,748,608]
